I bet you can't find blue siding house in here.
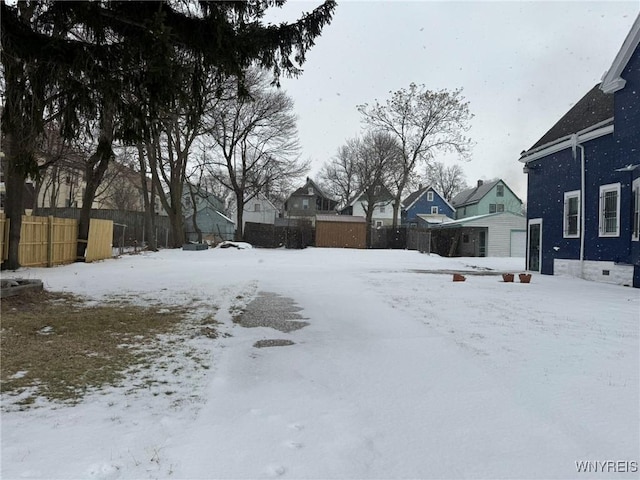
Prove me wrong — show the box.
[519,15,640,287]
[401,185,455,226]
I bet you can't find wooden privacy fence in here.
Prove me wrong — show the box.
[0,214,113,267]
[86,219,114,263]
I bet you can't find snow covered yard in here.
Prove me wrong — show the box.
[1,247,638,479]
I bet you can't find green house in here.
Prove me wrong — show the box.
[451,179,523,220]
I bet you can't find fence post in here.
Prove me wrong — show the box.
[47,216,54,267]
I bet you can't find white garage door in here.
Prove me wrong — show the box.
[510,230,526,257]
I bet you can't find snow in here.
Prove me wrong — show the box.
[1,248,638,479]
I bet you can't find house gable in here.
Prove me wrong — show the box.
[402,185,455,224]
[453,180,522,219]
[285,177,338,218]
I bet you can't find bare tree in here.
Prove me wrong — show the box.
[424,161,469,202]
[318,139,359,209]
[358,83,473,228]
[204,69,306,240]
[353,132,402,246]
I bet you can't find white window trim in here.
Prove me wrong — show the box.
[427,191,434,201]
[563,190,580,239]
[430,206,438,214]
[599,183,620,238]
[633,178,640,241]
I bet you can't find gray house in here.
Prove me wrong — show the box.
[283,177,338,226]
[183,190,235,243]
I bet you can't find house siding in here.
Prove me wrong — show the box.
[351,199,396,226]
[475,184,522,218]
[466,214,526,257]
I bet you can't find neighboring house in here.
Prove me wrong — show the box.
[429,211,526,258]
[183,189,235,243]
[340,184,398,227]
[518,15,639,287]
[402,185,455,226]
[235,192,279,230]
[35,157,163,214]
[451,179,523,220]
[283,177,338,226]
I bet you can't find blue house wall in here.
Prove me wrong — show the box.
[402,188,455,225]
[616,44,640,286]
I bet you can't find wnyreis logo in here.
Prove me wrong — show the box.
[576,461,638,473]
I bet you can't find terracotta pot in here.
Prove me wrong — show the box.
[453,273,466,282]
[519,273,532,284]
[502,273,514,283]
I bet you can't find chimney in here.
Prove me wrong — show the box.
[418,183,423,190]
[477,180,483,188]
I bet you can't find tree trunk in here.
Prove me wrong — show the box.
[365,205,374,248]
[235,190,245,241]
[392,192,402,230]
[187,185,203,243]
[76,105,115,259]
[136,143,157,251]
[1,135,27,270]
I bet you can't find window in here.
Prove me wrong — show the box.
[254,203,261,212]
[489,204,496,213]
[379,205,385,213]
[496,184,504,197]
[308,187,314,195]
[633,178,640,241]
[496,204,504,212]
[431,206,438,214]
[375,220,383,228]
[427,191,434,201]
[563,190,580,238]
[302,199,309,210]
[599,183,620,237]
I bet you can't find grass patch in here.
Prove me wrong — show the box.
[1,290,190,406]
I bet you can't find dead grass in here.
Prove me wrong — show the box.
[1,290,193,406]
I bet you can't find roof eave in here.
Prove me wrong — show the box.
[600,14,640,94]
[519,119,614,163]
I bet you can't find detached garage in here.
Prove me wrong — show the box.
[315,215,366,249]
[429,211,526,257]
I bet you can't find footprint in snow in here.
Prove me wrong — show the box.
[288,423,304,431]
[86,462,121,480]
[285,441,303,449]
[265,464,286,477]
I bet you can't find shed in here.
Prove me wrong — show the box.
[429,211,526,257]
[315,215,366,249]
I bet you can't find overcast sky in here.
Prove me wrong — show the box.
[265,1,638,200]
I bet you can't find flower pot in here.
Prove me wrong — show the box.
[519,273,532,284]
[502,273,514,283]
[453,273,466,282]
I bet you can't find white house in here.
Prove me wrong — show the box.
[341,185,400,227]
